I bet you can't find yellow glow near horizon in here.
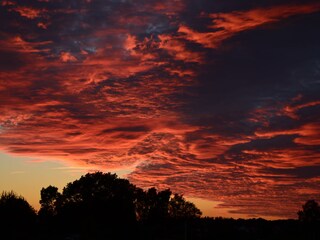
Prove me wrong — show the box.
[186,197,281,220]
[0,152,88,210]
[0,151,279,219]
[0,151,135,211]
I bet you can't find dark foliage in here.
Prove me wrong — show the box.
[1,173,320,240]
[0,191,37,240]
[37,172,201,239]
[169,194,202,219]
[298,199,320,222]
[39,185,60,217]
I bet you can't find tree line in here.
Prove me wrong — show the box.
[1,172,201,239]
[0,171,319,240]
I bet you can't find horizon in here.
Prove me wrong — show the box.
[0,151,307,220]
[1,0,320,220]
[0,152,268,220]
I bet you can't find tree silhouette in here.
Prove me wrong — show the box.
[39,185,60,217]
[134,187,202,223]
[0,191,36,239]
[298,200,320,222]
[141,187,172,222]
[36,172,204,239]
[50,172,137,238]
[169,194,202,219]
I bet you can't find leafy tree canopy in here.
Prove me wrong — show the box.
[0,191,36,234]
[39,172,202,224]
[298,199,320,222]
[169,194,202,219]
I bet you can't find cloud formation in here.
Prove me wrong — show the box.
[1,0,320,218]
[179,2,320,48]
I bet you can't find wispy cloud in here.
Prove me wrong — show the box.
[178,2,320,48]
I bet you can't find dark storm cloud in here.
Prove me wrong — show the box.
[100,126,151,134]
[262,166,320,179]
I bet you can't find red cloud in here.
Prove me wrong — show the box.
[159,34,203,63]
[179,3,320,48]
[284,100,320,119]
[1,1,320,219]
[13,6,45,19]
[0,36,51,54]
[294,123,320,146]
[255,122,320,146]
[60,52,77,62]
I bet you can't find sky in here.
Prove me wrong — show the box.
[0,0,320,219]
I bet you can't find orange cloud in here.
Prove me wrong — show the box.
[123,34,137,51]
[294,123,320,146]
[159,34,203,63]
[255,122,320,146]
[284,100,320,119]
[60,52,77,62]
[13,6,45,19]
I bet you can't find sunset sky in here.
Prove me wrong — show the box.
[1,0,320,219]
